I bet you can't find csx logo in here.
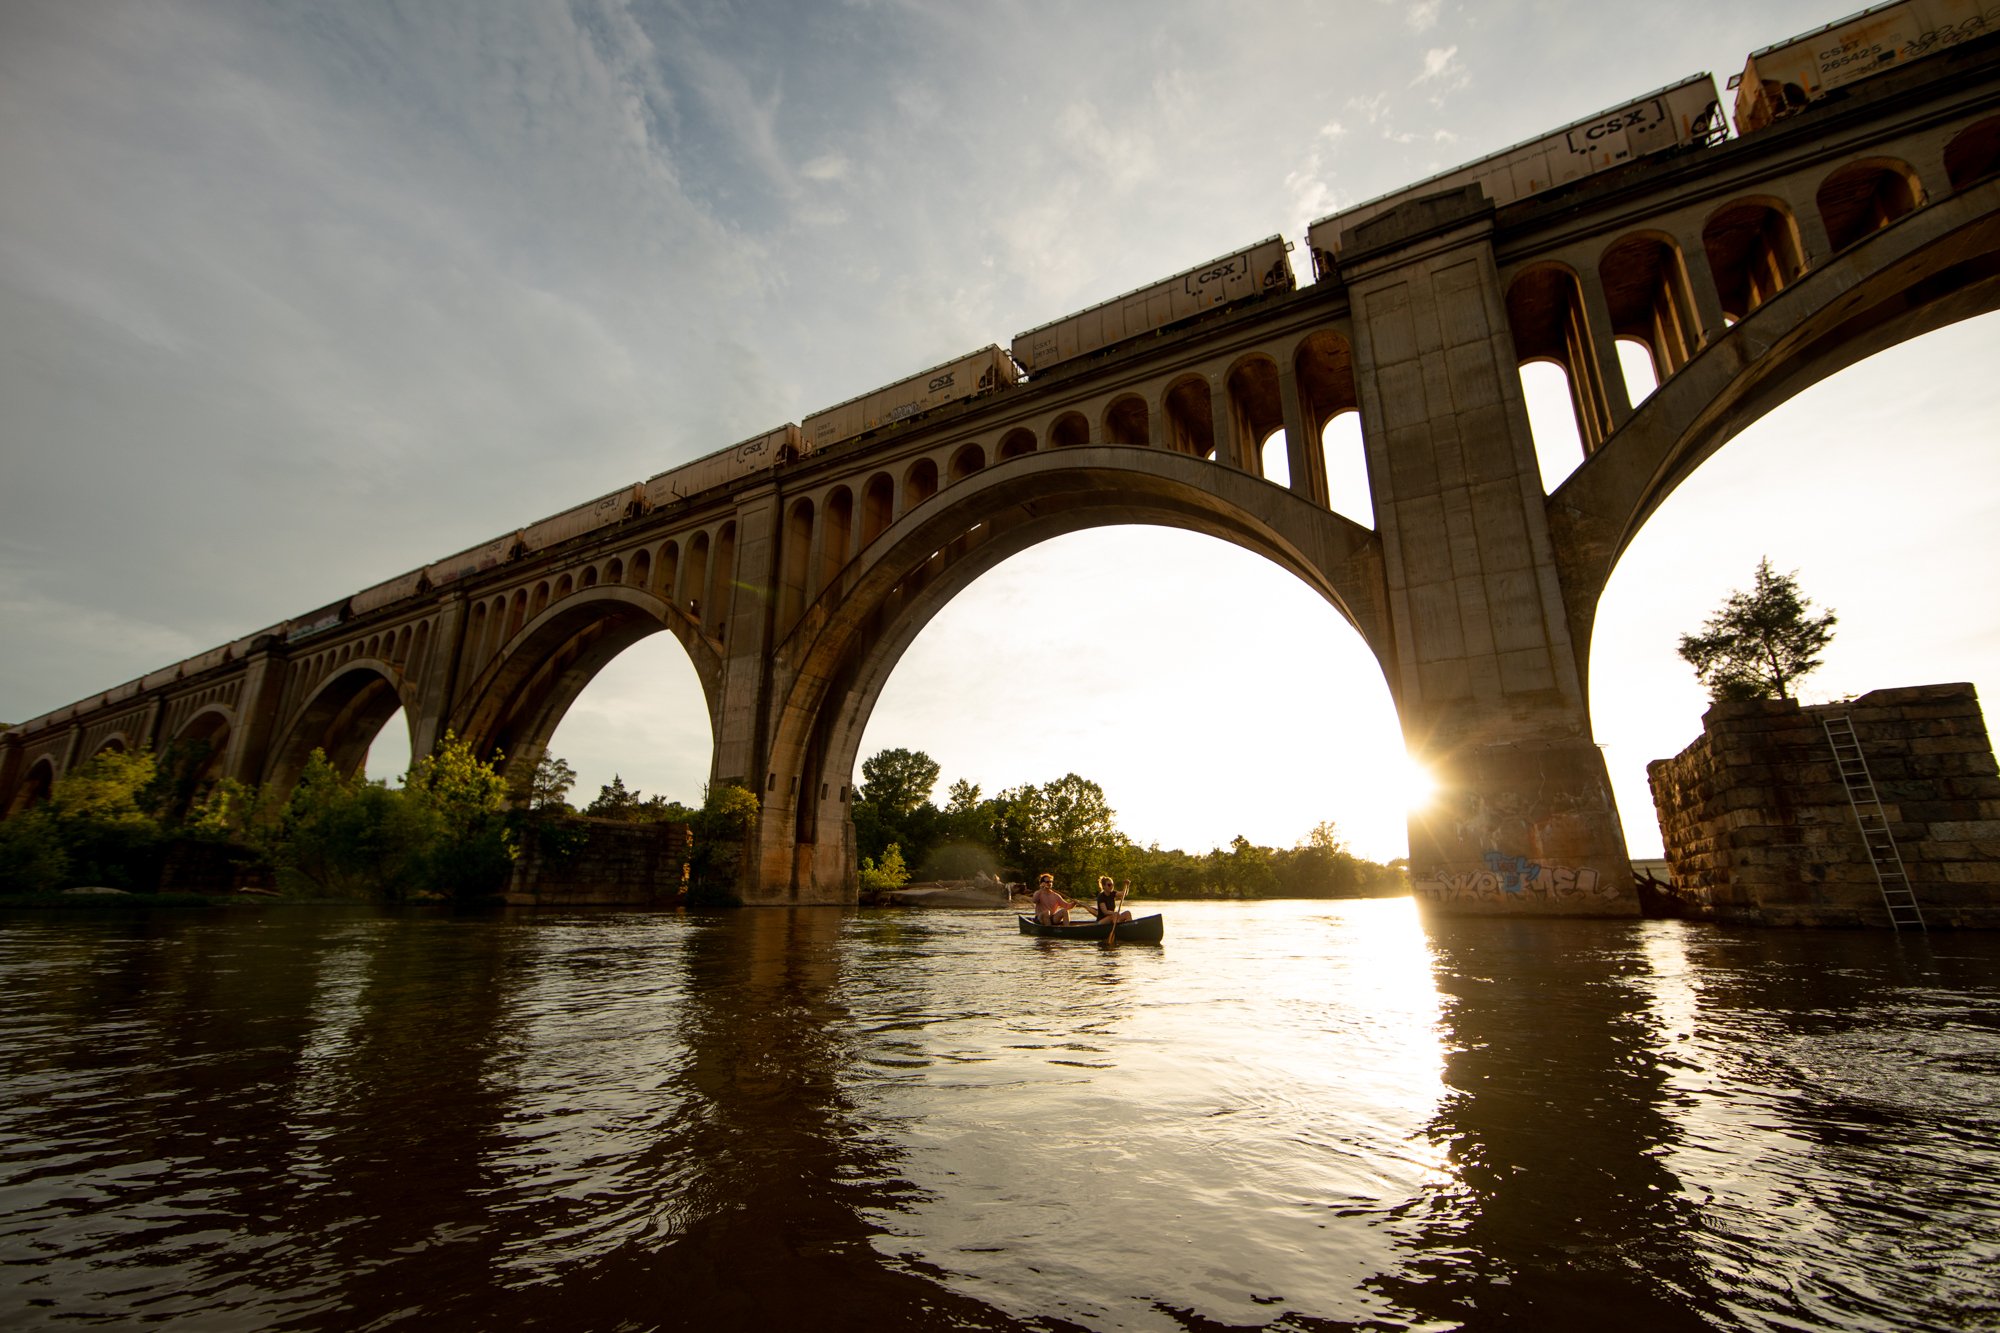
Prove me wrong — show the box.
[1582,102,1656,141]
[1195,260,1242,285]
[928,371,956,392]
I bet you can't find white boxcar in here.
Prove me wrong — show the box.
[425,533,521,588]
[349,569,429,618]
[519,484,648,556]
[801,346,1017,452]
[1733,0,1995,133]
[1307,74,1724,273]
[1010,237,1297,374]
[643,424,803,507]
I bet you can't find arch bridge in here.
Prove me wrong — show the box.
[7,38,2000,913]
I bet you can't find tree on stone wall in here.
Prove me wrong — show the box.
[1678,558,1838,702]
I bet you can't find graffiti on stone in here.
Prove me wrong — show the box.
[1415,860,1608,905]
[1416,772,1624,905]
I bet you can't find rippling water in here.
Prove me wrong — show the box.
[2,901,1996,1331]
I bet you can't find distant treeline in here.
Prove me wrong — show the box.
[0,741,1404,903]
[839,747,1407,900]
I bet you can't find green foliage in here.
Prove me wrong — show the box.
[271,733,513,900]
[584,774,681,822]
[685,783,759,906]
[0,810,69,893]
[857,842,909,894]
[852,748,945,868]
[46,749,168,890]
[1678,557,1838,702]
[860,748,939,818]
[527,753,577,811]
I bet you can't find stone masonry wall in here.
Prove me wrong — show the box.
[1648,683,2000,927]
[506,819,693,906]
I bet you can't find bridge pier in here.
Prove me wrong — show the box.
[1346,198,1638,914]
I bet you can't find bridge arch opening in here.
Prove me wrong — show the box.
[1295,329,1364,521]
[1599,231,1700,388]
[1507,262,1615,456]
[7,758,56,815]
[1817,158,1923,254]
[269,660,412,794]
[854,524,1412,883]
[998,427,1037,460]
[1945,116,2000,190]
[860,472,895,545]
[1588,312,2000,863]
[1162,375,1215,458]
[538,631,715,820]
[1702,197,1806,322]
[453,586,721,802]
[820,487,855,594]
[1103,395,1149,446]
[1224,354,1284,476]
[170,706,234,795]
[1049,412,1090,448]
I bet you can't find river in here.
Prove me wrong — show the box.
[1,900,1995,1331]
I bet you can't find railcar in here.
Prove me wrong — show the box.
[1009,236,1296,375]
[518,484,649,557]
[1733,0,1997,133]
[348,569,430,618]
[425,533,524,589]
[1306,74,1725,277]
[800,346,1017,452]
[643,424,803,507]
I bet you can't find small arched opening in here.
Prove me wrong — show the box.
[904,457,940,509]
[1702,197,1805,322]
[1945,116,2000,191]
[860,472,896,546]
[780,499,816,632]
[1816,158,1923,253]
[1599,231,1701,388]
[8,758,57,815]
[948,443,985,484]
[709,522,738,641]
[1103,395,1150,446]
[1507,262,1616,457]
[820,487,855,594]
[998,428,1037,460]
[1225,355,1285,478]
[683,532,711,621]
[1049,412,1090,448]
[1294,329,1362,517]
[1162,376,1215,459]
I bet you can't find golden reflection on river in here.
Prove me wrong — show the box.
[2,902,1997,1332]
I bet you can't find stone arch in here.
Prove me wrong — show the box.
[948,443,985,483]
[780,497,816,632]
[756,446,1385,901]
[169,705,234,796]
[1549,178,2000,695]
[998,427,1037,460]
[8,756,57,815]
[860,472,895,546]
[1103,394,1150,446]
[628,548,650,587]
[1701,195,1806,322]
[1506,261,1615,453]
[657,541,678,598]
[92,735,130,757]
[1049,411,1090,447]
[903,457,939,510]
[265,659,413,795]
[1162,375,1214,458]
[1817,157,1923,254]
[1293,328,1360,509]
[683,532,710,619]
[451,586,723,796]
[555,573,574,600]
[1946,115,2000,191]
[709,521,738,640]
[1598,230,1701,383]
[1224,353,1285,477]
[819,487,855,594]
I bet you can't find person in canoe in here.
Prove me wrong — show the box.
[1031,873,1074,925]
[1091,875,1132,925]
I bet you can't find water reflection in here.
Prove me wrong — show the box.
[2,904,1996,1331]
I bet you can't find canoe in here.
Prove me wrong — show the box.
[1015,913,1164,942]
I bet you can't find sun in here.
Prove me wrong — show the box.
[1399,754,1440,812]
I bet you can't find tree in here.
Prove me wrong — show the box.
[859,748,940,818]
[527,754,577,811]
[1678,558,1838,702]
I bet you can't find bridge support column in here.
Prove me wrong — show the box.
[1278,363,1330,506]
[1578,267,1633,435]
[411,592,468,762]
[223,638,287,786]
[1678,228,1733,345]
[1347,208,1637,916]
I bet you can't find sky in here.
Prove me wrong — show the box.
[3,0,1997,864]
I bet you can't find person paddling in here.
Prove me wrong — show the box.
[1092,875,1132,926]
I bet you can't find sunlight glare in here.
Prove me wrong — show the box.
[1400,753,1439,813]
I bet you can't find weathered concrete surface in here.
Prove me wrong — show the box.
[505,819,692,907]
[1649,684,2000,927]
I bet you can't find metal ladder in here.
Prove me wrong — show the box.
[1821,713,1926,932]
